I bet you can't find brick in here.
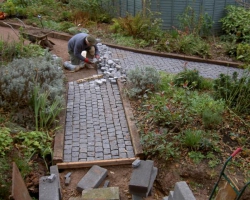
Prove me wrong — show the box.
[129,160,154,195]
[77,165,108,192]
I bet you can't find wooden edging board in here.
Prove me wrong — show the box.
[57,158,136,169]
[117,79,144,158]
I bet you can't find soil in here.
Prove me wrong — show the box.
[1,24,249,200]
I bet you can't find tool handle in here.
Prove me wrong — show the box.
[231,147,242,157]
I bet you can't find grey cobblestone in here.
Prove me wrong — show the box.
[63,47,245,162]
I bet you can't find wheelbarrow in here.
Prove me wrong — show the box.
[3,18,55,51]
[209,147,250,200]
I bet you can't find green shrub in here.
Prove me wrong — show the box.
[213,69,250,114]
[173,68,203,89]
[189,92,225,116]
[146,94,187,127]
[0,51,65,109]
[126,66,161,98]
[178,34,211,58]
[110,11,164,42]
[236,43,250,63]
[220,5,250,43]
[140,131,179,160]
[69,0,113,23]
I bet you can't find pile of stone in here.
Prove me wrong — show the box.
[95,42,127,85]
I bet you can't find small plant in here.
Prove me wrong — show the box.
[189,151,205,164]
[0,157,12,199]
[14,131,53,170]
[202,108,223,129]
[207,152,221,168]
[31,85,64,130]
[140,131,179,160]
[126,66,161,98]
[0,127,13,155]
[177,5,214,37]
[236,43,250,63]
[110,10,164,42]
[173,68,203,89]
[182,129,203,150]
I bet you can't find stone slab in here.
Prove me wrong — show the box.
[39,176,60,200]
[77,165,108,192]
[81,187,120,199]
[130,167,158,197]
[50,165,62,200]
[173,181,196,200]
[129,160,154,194]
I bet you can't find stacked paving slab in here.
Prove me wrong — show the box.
[129,160,158,199]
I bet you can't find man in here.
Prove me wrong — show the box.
[67,33,100,72]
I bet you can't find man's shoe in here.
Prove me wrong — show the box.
[74,66,81,72]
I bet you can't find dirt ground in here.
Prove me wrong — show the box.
[2,25,249,200]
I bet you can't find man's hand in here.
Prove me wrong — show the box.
[84,58,92,64]
[95,55,100,59]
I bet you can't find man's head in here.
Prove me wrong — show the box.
[85,35,97,46]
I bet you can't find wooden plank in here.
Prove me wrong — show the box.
[57,158,137,169]
[117,79,144,158]
[12,162,32,200]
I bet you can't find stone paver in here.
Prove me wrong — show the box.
[109,48,244,79]
[63,47,245,162]
[64,78,134,162]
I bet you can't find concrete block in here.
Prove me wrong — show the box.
[130,167,158,197]
[64,172,72,179]
[132,159,141,168]
[173,181,196,200]
[81,187,120,200]
[146,167,158,196]
[77,165,108,192]
[103,180,110,188]
[168,191,174,200]
[129,160,154,195]
[48,174,56,183]
[39,176,60,200]
[50,165,62,200]
[65,177,71,186]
